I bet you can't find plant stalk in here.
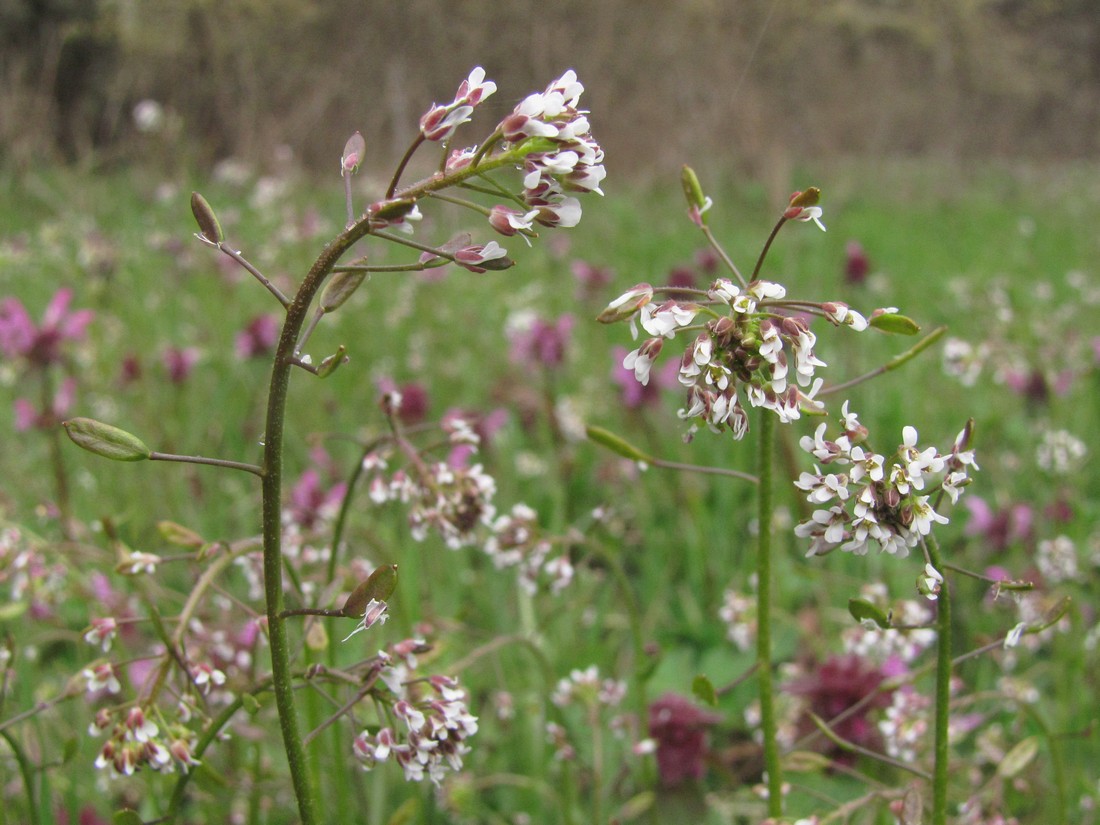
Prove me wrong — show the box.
[755,410,783,815]
[926,537,951,825]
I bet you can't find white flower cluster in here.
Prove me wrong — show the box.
[793,405,977,558]
[500,70,606,230]
[363,425,573,594]
[353,661,478,786]
[550,664,627,708]
[604,277,871,440]
[719,588,757,652]
[92,707,200,777]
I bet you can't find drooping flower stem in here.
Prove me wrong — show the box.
[926,536,952,825]
[755,410,783,815]
[261,221,373,825]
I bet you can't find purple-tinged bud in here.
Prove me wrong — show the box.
[341,131,366,176]
[190,192,223,245]
[788,187,821,209]
[369,197,418,223]
[64,418,151,462]
[596,283,654,324]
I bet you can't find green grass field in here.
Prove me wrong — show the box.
[1,158,1097,824]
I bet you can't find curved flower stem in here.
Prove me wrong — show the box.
[755,410,783,816]
[148,451,263,477]
[260,220,374,825]
[819,327,947,397]
[752,217,788,281]
[925,536,951,825]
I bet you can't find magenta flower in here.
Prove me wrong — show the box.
[508,314,574,368]
[844,240,870,285]
[161,346,200,383]
[648,693,722,787]
[784,654,893,759]
[235,314,280,360]
[0,288,93,367]
[14,376,76,431]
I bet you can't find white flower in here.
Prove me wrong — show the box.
[639,301,698,338]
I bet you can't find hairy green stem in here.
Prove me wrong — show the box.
[260,222,374,825]
[755,411,783,815]
[926,537,951,825]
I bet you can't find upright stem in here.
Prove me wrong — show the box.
[261,225,372,825]
[926,538,952,825]
[755,411,783,815]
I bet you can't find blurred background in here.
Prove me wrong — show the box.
[3,0,1099,182]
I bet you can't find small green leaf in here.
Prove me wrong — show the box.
[585,425,652,463]
[869,312,921,335]
[997,736,1039,779]
[241,692,262,714]
[190,192,223,244]
[343,564,398,617]
[384,797,421,825]
[848,597,891,628]
[616,791,656,821]
[692,674,717,707]
[63,418,151,462]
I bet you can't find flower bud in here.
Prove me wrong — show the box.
[190,192,223,245]
[680,165,708,221]
[341,131,366,176]
[788,187,821,208]
[64,418,151,462]
[157,521,204,548]
[596,283,653,324]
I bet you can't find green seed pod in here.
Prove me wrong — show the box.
[190,192,223,245]
[343,563,398,617]
[320,272,366,312]
[869,312,921,335]
[585,425,652,463]
[317,346,348,378]
[680,165,707,211]
[63,418,151,462]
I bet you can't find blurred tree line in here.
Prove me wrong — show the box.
[2,0,1098,176]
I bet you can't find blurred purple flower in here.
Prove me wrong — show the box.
[0,288,94,367]
[570,259,614,301]
[611,346,678,409]
[964,496,1033,551]
[376,378,430,426]
[785,654,893,759]
[694,247,719,275]
[13,376,76,431]
[118,353,143,385]
[648,693,722,787]
[508,314,574,368]
[288,468,346,531]
[844,240,870,285]
[161,346,200,383]
[235,314,280,360]
[665,265,697,297]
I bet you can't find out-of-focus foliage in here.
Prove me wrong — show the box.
[2,0,1099,174]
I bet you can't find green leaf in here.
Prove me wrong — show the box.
[997,736,1039,779]
[692,674,717,707]
[869,312,921,335]
[585,425,652,463]
[343,564,398,617]
[848,597,891,628]
[63,418,151,462]
[241,692,262,714]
